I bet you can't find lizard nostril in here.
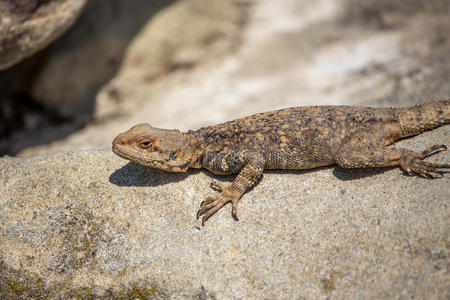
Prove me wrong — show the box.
[113,137,126,147]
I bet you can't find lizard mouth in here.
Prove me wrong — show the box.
[112,145,189,172]
[112,145,134,161]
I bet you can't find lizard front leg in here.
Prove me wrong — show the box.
[197,151,265,225]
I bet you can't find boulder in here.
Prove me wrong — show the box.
[1,125,449,298]
[0,0,86,70]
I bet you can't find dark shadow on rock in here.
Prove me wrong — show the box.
[110,162,434,188]
[0,0,175,155]
[109,162,193,187]
[333,166,392,181]
[266,165,390,181]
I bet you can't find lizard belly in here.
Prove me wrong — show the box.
[265,148,334,170]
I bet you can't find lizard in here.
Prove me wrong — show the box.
[112,99,450,225]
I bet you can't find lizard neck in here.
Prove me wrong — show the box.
[185,130,207,169]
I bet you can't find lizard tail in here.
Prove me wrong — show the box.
[397,99,450,137]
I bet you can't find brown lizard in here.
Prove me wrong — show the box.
[112,99,450,225]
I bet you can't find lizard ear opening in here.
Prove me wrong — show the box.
[169,152,177,160]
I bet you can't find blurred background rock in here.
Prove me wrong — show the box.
[0,0,449,156]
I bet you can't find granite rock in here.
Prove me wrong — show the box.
[1,125,449,298]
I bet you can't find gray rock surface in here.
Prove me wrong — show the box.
[1,125,449,298]
[0,0,86,70]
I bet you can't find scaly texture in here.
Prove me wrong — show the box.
[112,99,450,224]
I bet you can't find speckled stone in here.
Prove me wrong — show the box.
[1,125,449,298]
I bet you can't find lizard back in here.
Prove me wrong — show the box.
[191,105,399,169]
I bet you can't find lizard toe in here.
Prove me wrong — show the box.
[231,198,239,221]
[197,186,242,225]
[197,197,221,218]
[209,180,225,192]
[420,144,447,159]
[199,196,216,207]
[400,153,449,178]
[200,196,230,226]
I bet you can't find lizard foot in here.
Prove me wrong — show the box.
[400,144,450,178]
[197,186,240,225]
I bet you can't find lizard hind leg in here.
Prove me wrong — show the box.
[334,123,449,178]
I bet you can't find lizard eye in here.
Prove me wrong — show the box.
[170,152,177,160]
[138,139,152,149]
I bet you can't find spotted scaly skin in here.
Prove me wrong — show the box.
[112,99,450,225]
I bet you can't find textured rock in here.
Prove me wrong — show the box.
[0,0,86,70]
[1,1,449,298]
[1,125,449,298]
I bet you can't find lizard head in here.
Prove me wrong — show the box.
[112,123,196,172]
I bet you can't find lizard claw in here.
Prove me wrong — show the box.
[196,187,240,225]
